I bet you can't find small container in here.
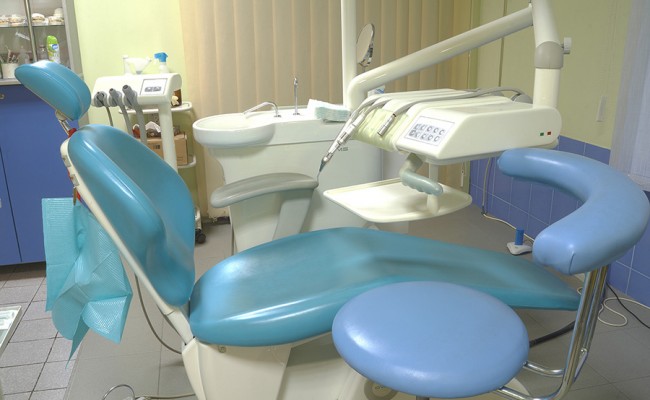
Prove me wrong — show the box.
[154,52,170,73]
[37,45,48,60]
[1,63,19,79]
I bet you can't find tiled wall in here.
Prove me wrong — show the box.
[469,136,650,307]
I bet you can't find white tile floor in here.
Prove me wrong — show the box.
[1,206,650,399]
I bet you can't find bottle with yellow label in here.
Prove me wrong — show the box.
[46,35,61,63]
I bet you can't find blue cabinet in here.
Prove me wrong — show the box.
[0,148,21,265]
[0,85,73,265]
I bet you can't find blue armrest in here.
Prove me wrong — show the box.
[211,173,318,208]
[498,148,650,275]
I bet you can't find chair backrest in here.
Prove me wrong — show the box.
[65,126,196,306]
[498,148,650,275]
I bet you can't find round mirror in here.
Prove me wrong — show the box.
[356,23,375,69]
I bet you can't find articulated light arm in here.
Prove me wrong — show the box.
[531,0,565,108]
[342,0,565,110]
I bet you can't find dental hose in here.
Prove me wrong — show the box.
[93,91,114,126]
[318,86,527,176]
[318,96,392,176]
[122,85,147,143]
[374,86,528,137]
[109,88,133,135]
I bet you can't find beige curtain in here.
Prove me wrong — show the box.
[180,0,475,215]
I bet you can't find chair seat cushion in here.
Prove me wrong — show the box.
[332,281,529,398]
[189,227,577,346]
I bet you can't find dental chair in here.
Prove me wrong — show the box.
[16,61,649,400]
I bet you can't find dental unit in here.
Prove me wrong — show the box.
[13,1,650,400]
[322,0,567,221]
[91,72,182,168]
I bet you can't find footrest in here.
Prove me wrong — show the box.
[333,281,529,399]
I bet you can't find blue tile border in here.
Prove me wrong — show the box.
[469,136,650,306]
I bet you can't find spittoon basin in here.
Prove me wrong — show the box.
[193,107,343,149]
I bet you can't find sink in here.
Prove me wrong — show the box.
[194,108,347,149]
[193,112,276,148]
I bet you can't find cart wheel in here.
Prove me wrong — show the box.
[195,229,206,244]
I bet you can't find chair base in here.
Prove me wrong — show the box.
[182,333,529,400]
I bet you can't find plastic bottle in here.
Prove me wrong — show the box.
[154,52,170,73]
[46,36,61,63]
[18,47,29,64]
[37,45,48,61]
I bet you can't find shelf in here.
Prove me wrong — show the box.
[0,22,64,28]
[0,78,21,86]
[324,178,473,223]
[126,101,193,115]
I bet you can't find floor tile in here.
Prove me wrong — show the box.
[30,388,67,400]
[615,376,650,400]
[22,300,49,321]
[0,338,54,367]
[158,352,195,399]
[587,329,650,382]
[0,286,39,305]
[76,315,162,360]
[35,360,75,391]
[48,337,78,362]
[3,267,45,288]
[562,383,629,399]
[2,393,30,400]
[0,364,42,394]
[33,284,48,302]
[10,318,58,342]
[66,353,160,400]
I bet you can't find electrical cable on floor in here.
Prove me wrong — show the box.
[100,279,195,400]
[101,383,195,400]
[134,276,182,355]
[529,321,575,348]
[599,283,650,329]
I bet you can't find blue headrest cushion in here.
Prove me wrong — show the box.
[15,61,90,120]
[498,148,650,275]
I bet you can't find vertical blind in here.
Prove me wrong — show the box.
[180,0,473,118]
[610,0,650,191]
[179,0,474,215]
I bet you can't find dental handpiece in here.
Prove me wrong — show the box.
[319,120,357,172]
[318,97,391,172]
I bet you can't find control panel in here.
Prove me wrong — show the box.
[392,96,561,164]
[92,73,181,107]
[403,117,455,147]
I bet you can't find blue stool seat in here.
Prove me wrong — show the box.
[333,281,529,399]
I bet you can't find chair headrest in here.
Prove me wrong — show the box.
[15,61,90,121]
[498,148,650,275]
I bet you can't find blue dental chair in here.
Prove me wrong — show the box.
[16,61,650,400]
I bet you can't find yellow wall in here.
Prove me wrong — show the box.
[477,0,630,149]
[73,0,188,128]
